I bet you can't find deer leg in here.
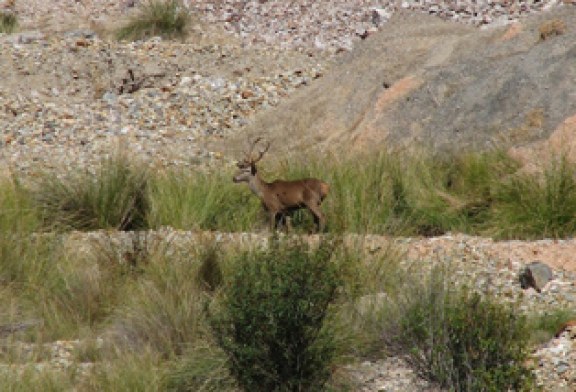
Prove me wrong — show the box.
[275,213,285,230]
[270,211,278,231]
[306,202,325,233]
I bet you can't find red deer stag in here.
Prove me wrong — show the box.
[233,138,330,232]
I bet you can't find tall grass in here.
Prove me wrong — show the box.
[7,148,576,239]
[279,149,517,236]
[103,238,215,357]
[148,169,261,231]
[492,157,576,239]
[0,175,39,234]
[116,0,190,41]
[32,156,149,231]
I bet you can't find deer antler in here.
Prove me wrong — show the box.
[253,139,271,163]
[246,137,270,163]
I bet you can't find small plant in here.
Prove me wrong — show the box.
[116,0,190,41]
[381,268,536,391]
[539,19,566,41]
[208,238,344,391]
[0,10,17,34]
[32,155,149,231]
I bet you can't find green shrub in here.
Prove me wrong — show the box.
[116,0,190,41]
[208,238,343,391]
[32,156,149,231]
[382,268,536,391]
[0,11,17,34]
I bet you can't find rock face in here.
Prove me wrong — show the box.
[233,7,576,158]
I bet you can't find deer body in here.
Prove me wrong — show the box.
[233,138,329,232]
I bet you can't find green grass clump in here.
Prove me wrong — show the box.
[492,157,576,239]
[279,149,516,236]
[116,0,190,41]
[0,11,17,34]
[381,268,536,391]
[0,175,40,234]
[208,238,344,392]
[105,240,213,357]
[148,169,261,231]
[32,156,149,231]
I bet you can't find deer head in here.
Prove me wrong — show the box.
[233,137,270,184]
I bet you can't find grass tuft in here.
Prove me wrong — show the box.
[32,156,149,231]
[492,157,576,239]
[116,0,190,41]
[0,11,17,34]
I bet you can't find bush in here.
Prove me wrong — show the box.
[116,0,190,41]
[32,156,149,231]
[382,268,536,391]
[208,238,343,392]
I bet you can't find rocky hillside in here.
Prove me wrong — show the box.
[229,6,576,161]
[1,1,575,390]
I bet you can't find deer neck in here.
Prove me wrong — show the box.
[248,172,268,199]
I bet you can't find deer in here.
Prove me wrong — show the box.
[233,137,330,232]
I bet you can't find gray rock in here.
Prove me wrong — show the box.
[519,261,554,292]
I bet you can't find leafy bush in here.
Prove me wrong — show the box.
[32,156,149,231]
[116,0,190,41]
[382,268,536,391]
[208,238,343,391]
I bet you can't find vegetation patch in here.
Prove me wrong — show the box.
[539,19,566,41]
[116,0,190,41]
[380,267,537,391]
[0,11,17,34]
[31,156,149,231]
[207,238,345,391]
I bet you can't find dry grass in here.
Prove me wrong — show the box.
[538,19,566,41]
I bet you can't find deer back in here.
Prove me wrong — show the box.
[265,178,329,210]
